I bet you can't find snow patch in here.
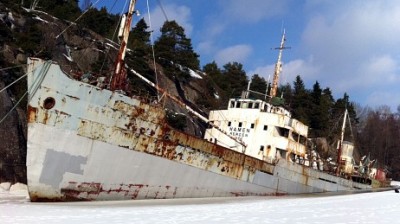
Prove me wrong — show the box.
[0,182,11,191]
[10,183,27,192]
[63,54,73,62]
[188,68,203,79]
[105,42,118,50]
[2,188,400,223]
[32,15,49,23]
[63,45,73,62]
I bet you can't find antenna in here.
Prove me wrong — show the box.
[245,78,252,98]
[269,29,291,98]
[265,74,270,100]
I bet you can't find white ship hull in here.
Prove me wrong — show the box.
[27,59,374,202]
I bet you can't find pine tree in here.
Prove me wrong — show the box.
[319,87,335,137]
[125,18,156,95]
[309,81,323,136]
[154,20,199,79]
[34,0,81,21]
[79,7,118,38]
[126,18,152,79]
[221,62,248,98]
[249,74,267,99]
[280,83,293,107]
[291,75,311,124]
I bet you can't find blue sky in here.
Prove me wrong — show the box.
[92,0,400,112]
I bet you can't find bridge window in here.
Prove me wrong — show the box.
[251,123,254,129]
[292,132,299,141]
[230,101,235,108]
[263,125,268,131]
[277,127,290,137]
[260,146,264,151]
[239,122,242,127]
[299,135,307,145]
[236,102,241,108]
[228,121,231,127]
[255,103,260,109]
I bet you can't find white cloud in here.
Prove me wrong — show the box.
[365,91,400,112]
[197,41,214,55]
[215,45,252,65]
[196,0,289,65]
[357,55,400,85]
[143,4,192,38]
[248,57,321,86]
[299,1,400,107]
[248,64,274,80]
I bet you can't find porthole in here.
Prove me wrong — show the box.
[43,97,56,110]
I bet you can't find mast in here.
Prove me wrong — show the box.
[269,30,288,98]
[336,108,348,175]
[110,0,137,91]
[245,79,252,98]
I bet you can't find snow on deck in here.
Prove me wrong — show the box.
[1,182,399,223]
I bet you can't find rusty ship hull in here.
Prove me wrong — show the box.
[26,59,374,202]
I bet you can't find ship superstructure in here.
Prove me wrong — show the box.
[204,96,307,163]
[205,30,307,164]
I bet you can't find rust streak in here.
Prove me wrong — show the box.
[27,106,37,123]
[65,94,80,100]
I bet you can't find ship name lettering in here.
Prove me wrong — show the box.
[228,127,250,138]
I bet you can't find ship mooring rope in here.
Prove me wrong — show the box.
[0,73,27,95]
[0,60,51,126]
[28,60,51,102]
[0,91,27,126]
[0,65,29,125]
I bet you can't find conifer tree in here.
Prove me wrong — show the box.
[126,18,152,79]
[31,0,81,21]
[221,62,248,98]
[280,83,293,107]
[249,74,267,99]
[79,7,118,38]
[154,20,199,79]
[309,81,323,136]
[291,75,311,124]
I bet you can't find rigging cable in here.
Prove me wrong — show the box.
[0,61,51,126]
[0,91,27,126]
[55,0,102,39]
[0,64,35,125]
[146,0,160,101]
[0,73,27,95]
[0,65,27,95]
[100,0,129,75]
[156,0,169,21]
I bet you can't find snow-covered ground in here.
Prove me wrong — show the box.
[1,182,400,224]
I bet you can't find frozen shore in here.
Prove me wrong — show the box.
[1,182,399,224]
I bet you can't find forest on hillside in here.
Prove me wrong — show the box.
[1,0,400,179]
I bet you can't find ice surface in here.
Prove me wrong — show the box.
[1,182,400,224]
